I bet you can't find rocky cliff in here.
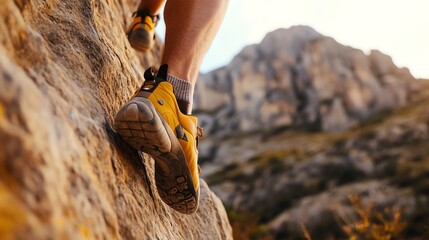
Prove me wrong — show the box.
[194,26,418,136]
[0,1,232,239]
[196,26,420,173]
[197,27,428,239]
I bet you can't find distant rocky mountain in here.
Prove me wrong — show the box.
[196,26,429,239]
[194,26,418,135]
[196,26,420,173]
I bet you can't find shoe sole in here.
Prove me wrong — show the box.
[113,97,199,214]
[128,28,153,52]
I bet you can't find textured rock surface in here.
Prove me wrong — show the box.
[0,1,232,239]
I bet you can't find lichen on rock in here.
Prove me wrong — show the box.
[0,0,232,239]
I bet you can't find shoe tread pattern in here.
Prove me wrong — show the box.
[114,97,198,214]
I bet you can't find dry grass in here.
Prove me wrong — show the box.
[300,222,312,240]
[340,195,407,240]
[300,195,407,240]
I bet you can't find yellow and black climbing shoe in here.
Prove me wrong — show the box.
[114,65,202,214]
[126,10,159,52]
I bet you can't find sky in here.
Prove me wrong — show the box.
[156,0,429,79]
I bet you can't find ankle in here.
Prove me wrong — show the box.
[166,74,194,115]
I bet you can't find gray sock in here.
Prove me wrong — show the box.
[166,74,194,115]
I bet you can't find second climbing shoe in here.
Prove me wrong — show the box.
[126,10,159,52]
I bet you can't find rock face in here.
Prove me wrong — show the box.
[0,1,232,239]
[194,26,417,136]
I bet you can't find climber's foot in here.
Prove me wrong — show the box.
[127,10,159,52]
[114,65,202,214]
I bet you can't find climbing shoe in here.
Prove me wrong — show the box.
[126,10,159,52]
[114,65,202,214]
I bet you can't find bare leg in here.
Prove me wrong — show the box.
[137,0,165,15]
[162,0,229,85]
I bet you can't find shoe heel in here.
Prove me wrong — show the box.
[114,98,171,152]
[128,28,153,51]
